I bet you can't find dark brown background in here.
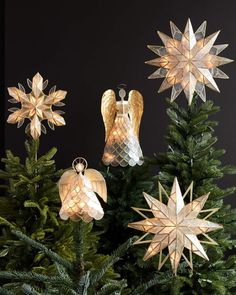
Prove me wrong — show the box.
[2,0,236,205]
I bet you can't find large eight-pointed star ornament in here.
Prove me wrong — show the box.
[128,178,222,275]
[7,73,67,139]
[146,19,233,105]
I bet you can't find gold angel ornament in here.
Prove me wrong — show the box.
[58,157,107,222]
[101,87,144,167]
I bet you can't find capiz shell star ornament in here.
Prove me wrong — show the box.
[7,73,67,139]
[59,157,107,223]
[146,19,233,105]
[101,86,144,167]
[128,178,222,275]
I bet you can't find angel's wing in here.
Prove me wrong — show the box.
[58,170,77,202]
[128,90,144,138]
[101,89,116,141]
[84,168,107,202]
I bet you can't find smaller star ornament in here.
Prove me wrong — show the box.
[128,178,222,275]
[146,19,233,105]
[7,73,67,139]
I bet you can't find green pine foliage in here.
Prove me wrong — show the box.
[152,98,236,294]
[0,227,135,294]
[98,163,154,249]
[0,139,75,272]
[0,139,128,294]
[1,96,236,295]
[99,97,236,295]
[97,162,161,291]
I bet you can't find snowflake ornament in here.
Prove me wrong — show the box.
[146,19,233,105]
[7,73,67,139]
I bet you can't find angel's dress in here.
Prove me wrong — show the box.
[102,101,143,167]
[59,172,104,222]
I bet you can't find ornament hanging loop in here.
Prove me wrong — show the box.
[72,157,88,173]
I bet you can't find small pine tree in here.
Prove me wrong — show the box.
[0,139,128,293]
[99,97,236,295]
[0,223,135,294]
[0,139,73,272]
[152,98,236,294]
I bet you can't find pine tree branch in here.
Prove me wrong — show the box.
[0,287,15,295]
[73,221,85,275]
[221,165,236,174]
[0,216,15,228]
[97,279,127,295]
[76,271,90,295]
[11,229,73,271]
[170,276,181,295]
[54,262,71,281]
[0,271,70,286]
[90,236,136,285]
[21,284,41,295]
[131,272,172,295]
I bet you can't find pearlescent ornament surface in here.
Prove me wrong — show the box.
[7,73,67,139]
[59,157,107,223]
[146,19,233,105]
[128,177,222,275]
[101,88,143,167]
